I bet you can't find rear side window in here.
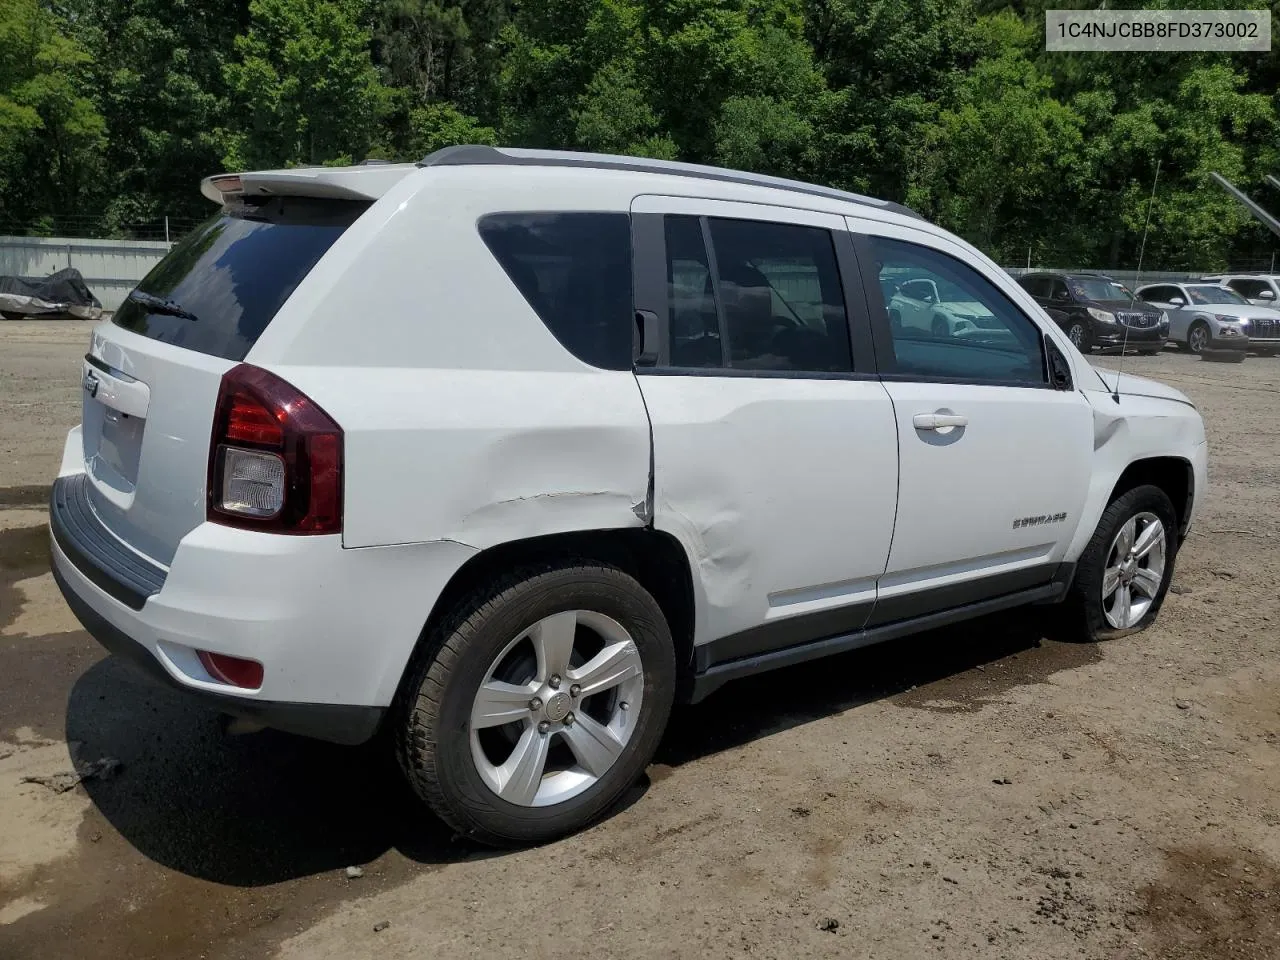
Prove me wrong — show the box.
[1018,276,1047,298]
[113,197,368,361]
[1228,278,1271,298]
[479,213,633,370]
[663,215,853,374]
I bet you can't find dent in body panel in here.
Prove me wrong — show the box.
[1064,392,1203,560]
[445,412,652,545]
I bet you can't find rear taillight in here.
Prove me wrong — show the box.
[208,364,343,534]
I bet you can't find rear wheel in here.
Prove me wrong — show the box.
[1061,485,1177,642]
[396,563,676,847]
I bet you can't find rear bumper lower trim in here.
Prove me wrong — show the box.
[52,563,385,745]
[49,474,166,610]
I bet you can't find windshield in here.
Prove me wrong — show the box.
[1069,277,1129,302]
[1185,284,1248,306]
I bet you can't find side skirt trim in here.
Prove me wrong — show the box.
[687,563,1074,703]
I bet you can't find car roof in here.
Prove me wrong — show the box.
[416,145,924,221]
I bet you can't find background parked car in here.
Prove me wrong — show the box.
[1202,273,1280,309]
[1016,272,1167,354]
[886,275,1003,339]
[1135,282,1278,356]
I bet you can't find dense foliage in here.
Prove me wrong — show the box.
[1,0,1277,268]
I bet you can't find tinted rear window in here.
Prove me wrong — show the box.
[478,212,633,370]
[112,197,369,361]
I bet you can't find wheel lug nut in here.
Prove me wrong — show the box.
[570,684,581,698]
[549,674,562,690]
[564,713,574,726]
[537,721,550,734]
[620,701,630,711]
[529,697,542,711]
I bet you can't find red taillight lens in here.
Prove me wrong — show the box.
[197,650,264,689]
[208,364,343,534]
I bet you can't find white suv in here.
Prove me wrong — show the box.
[50,146,1208,845]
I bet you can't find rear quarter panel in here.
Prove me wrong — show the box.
[247,168,654,550]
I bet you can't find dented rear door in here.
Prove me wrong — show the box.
[630,196,899,663]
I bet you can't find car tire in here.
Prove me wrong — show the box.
[889,308,903,333]
[1187,320,1210,354]
[1065,321,1091,352]
[931,315,950,338]
[396,562,676,847]
[1061,484,1178,643]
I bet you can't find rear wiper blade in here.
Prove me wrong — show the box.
[127,289,198,321]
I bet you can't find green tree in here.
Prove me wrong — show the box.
[0,0,106,229]
[905,13,1082,260]
[805,0,983,196]
[222,0,385,169]
[61,0,246,231]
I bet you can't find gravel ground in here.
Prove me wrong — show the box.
[1,321,1277,959]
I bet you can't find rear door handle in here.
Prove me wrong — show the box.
[913,413,968,431]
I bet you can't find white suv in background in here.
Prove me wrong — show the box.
[1204,273,1280,307]
[51,147,1208,846]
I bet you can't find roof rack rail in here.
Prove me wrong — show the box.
[417,145,923,221]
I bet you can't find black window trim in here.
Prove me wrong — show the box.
[630,210,878,380]
[853,231,1056,391]
[698,217,732,368]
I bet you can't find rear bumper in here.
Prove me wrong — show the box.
[49,468,478,744]
[53,561,384,745]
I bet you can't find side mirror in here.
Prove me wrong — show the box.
[1047,338,1073,390]
[1168,296,1185,307]
[1260,289,1276,301]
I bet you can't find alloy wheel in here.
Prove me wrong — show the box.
[1101,511,1167,629]
[469,610,645,807]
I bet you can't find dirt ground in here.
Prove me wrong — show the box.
[1,320,1277,960]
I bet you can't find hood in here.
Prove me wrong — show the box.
[1090,299,1162,315]
[1086,366,1194,407]
[940,301,994,318]
[1212,304,1280,320]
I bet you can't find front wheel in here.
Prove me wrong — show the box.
[1062,485,1177,642]
[396,563,676,847]
[1066,321,1091,352]
[931,314,951,338]
[1187,321,1210,354]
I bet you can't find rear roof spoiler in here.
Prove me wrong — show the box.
[200,163,417,205]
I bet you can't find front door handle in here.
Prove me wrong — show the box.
[913,412,968,431]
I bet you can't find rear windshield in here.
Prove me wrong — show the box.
[112,196,369,361]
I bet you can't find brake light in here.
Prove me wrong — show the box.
[208,364,343,534]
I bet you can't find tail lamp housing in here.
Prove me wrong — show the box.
[207,364,343,534]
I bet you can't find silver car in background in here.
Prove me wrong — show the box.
[1135,282,1280,356]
